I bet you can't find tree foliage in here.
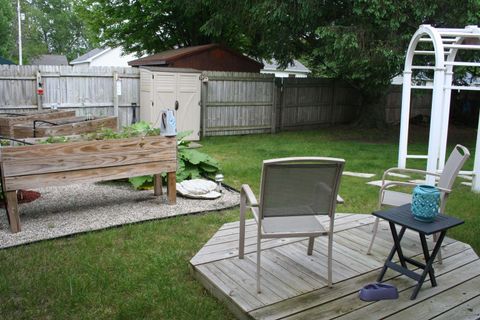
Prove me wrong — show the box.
[78,0,247,55]
[0,0,15,59]
[20,0,96,62]
[75,1,480,125]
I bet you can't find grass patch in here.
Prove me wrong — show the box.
[0,125,478,319]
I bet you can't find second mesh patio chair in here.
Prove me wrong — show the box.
[238,157,345,293]
[367,144,470,257]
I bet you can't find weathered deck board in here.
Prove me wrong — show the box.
[333,260,480,320]
[190,214,480,320]
[431,294,480,320]
[250,244,475,320]
[191,214,376,266]
[386,275,480,319]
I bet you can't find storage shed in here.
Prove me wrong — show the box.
[139,67,201,141]
[129,44,263,73]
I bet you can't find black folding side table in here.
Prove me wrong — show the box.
[373,204,464,300]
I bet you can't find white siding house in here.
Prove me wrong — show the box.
[260,59,310,78]
[70,47,138,67]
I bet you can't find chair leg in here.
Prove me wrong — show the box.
[367,217,380,255]
[327,232,333,288]
[256,234,261,293]
[239,197,246,259]
[433,232,443,264]
[307,237,315,255]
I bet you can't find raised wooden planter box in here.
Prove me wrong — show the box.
[12,116,118,138]
[0,135,177,233]
[0,110,76,138]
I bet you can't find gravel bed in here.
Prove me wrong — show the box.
[0,182,239,249]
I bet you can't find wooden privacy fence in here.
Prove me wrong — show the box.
[1,65,436,137]
[201,71,276,136]
[276,78,360,131]
[385,86,432,123]
[200,72,361,136]
[0,65,140,127]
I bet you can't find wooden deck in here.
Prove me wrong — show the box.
[190,213,480,320]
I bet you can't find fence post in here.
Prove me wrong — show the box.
[201,72,208,138]
[330,79,336,125]
[113,71,119,129]
[36,70,43,110]
[270,77,276,134]
[279,78,285,131]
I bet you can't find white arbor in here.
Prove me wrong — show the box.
[398,25,480,192]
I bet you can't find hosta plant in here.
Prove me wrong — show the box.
[128,130,221,189]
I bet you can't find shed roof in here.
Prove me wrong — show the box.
[128,44,263,70]
[30,54,68,65]
[140,66,201,73]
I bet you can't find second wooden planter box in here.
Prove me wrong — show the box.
[12,116,118,138]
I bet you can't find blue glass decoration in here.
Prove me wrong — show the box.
[411,185,441,222]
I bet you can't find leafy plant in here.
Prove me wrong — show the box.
[128,130,221,189]
[82,121,160,141]
[40,136,71,144]
[177,131,220,181]
[128,175,154,190]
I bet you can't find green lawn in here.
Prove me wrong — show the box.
[0,126,478,319]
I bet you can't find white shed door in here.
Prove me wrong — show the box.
[152,72,176,127]
[139,70,153,124]
[176,73,201,140]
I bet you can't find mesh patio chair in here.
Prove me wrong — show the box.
[367,145,470,259]
[238,157,345,293]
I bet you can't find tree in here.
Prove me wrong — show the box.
[223,0,480,126]
[77,0,247,55]
[0,0,15,60]
[16,0,96,62]
[80,0,480,126]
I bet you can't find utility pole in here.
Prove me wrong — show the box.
[17,0,23,65]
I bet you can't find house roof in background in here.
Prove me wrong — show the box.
[70,48,109,64]
[0,56,15,65]
[262,59,310,73]
[30,54,68,65]
[128,44,263,68]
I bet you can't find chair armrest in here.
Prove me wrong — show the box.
[380,181,451,194]
[382,167,442,181]
[239,184,259,258]
[240,184,260,222]
[241,184,258,207]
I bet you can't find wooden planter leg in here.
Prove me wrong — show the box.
[153,174,163,196]
[167,172,176,205]
[5,191,21,233]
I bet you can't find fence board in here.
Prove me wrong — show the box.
[0,65,140,127]
[202,71,275,136]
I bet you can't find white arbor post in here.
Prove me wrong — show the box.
[438,69,454,170]
[398,70,412,169]
[398,25,480,192]
[474,112,480,192]
[425,67,445,185]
